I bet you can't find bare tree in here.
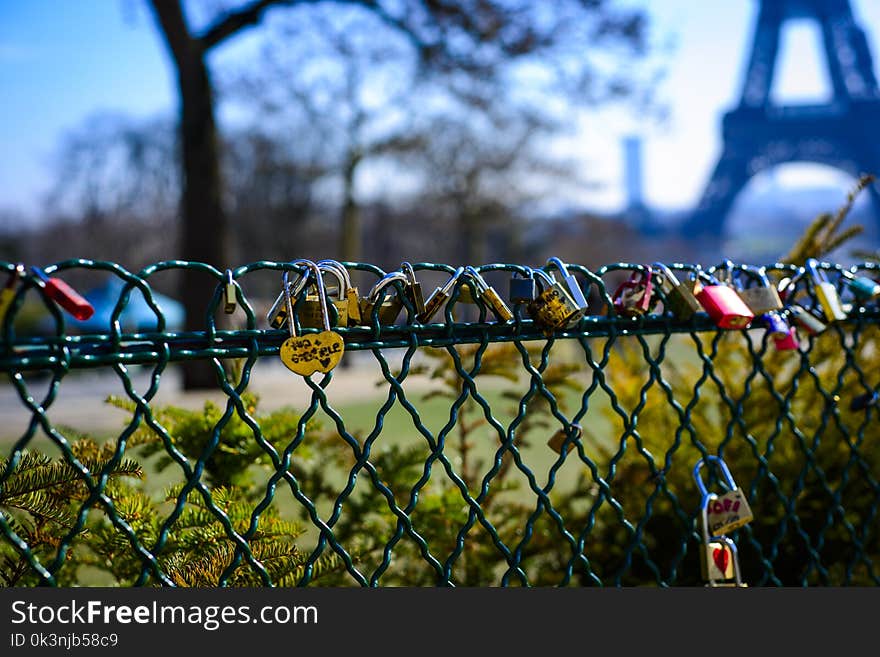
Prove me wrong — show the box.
[147,0,654,388]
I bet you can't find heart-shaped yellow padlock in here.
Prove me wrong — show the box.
[280,330,344,375]
[275,261,345,376]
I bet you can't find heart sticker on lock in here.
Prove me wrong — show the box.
[280,331,345,376]
[713,546,730,573]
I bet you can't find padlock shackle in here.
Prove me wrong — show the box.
[438,266,466,295]
[367,271,408,303]
[400,261,419,288]
[804,258,830,285]
[693,455,739,501]
[545,257,571,279]
[531,267,556,290]
[650,262,682,287]
[4,263,25,289]
[317,259,352,291]
[317,262,347,299]
[463,266,489,293]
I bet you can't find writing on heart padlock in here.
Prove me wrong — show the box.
[694,455,754,537]
[651,263,703,320]
[805,258,848,322]
[694,269,754,330]
[0,264,25,323]
[528,268,587,333]
[418,266,466,324]
[611,266,654,317]
[319,259,362,326]
[462,266,513,322]
[278,261,344,376]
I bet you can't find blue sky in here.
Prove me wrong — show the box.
[2,0,880,221]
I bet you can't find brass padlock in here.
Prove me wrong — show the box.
[528,268,586,332]
[806,258,848,322]
[418,266,466,324]
[0,263,25,323]
[266,261,312,330]
[319,259,362,326]
[223,269,237,314]
[298,261,349,328]
[546,257,590,310]
[277,262,345,376]
[737,265,784,316]
[463,266,513,322]
[651,263,702,320]
[400,262,426,317]
[548,423,582,455]
[361,271,408,325]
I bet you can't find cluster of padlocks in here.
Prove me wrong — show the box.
[693,456,754,587]
[261,256,880,376]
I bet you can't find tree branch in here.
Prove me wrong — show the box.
[200,0,296,50]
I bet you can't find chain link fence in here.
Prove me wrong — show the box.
[0,258,878,587]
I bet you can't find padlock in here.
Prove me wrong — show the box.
[417,266,466,324]
[277,262,344,376]
[786,304,828,335]
[700,535,745,587]
[463,266,513,322]
[509,269,537,305]
[693,455,754,537]
[298,261,349,328]
[266,261,312,330]
[0,264,25,322]
[805,258,848,322]
[318,259,362,326]
[223,269,237,314]
[840,268,880,303]
[528,268,587,332]
[30,266,95,321]
[693,271,754,330]
[545,257,590,310]
[850,389,879,411]
[266,260,312,328]
[547,423,582,455]
[400,262,426,317]
[764,311,799,351]
[651,263,702,320]
[361,271,408,325]
[611,266,654,317]
[737,265,784,315]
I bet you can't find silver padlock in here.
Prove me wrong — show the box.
[546,257,589,310]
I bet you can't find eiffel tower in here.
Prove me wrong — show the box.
[681,0,880,241]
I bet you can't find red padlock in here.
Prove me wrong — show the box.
[612,266,654,317]
[694,270,754,330]
[30,266,95,321]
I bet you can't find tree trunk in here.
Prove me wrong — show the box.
[150,1,229,390]
[340,151,361,263]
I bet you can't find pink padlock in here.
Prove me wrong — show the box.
[772,326,800,351]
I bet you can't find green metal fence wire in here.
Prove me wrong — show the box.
[0,258,878,587]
